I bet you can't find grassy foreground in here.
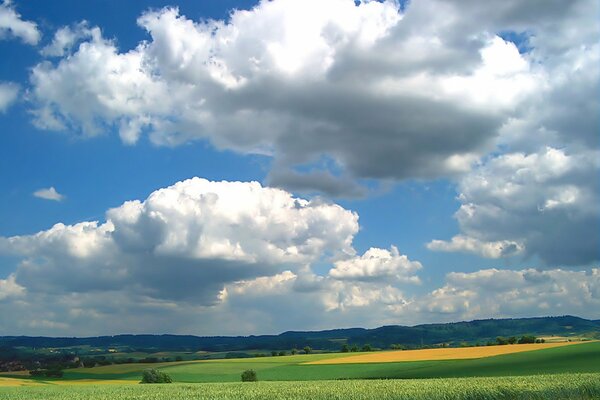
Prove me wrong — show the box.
[0,374,599,400]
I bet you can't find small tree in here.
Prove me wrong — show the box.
[271,351,278,356]
[350,345,359,352]
[508,337,517,345]
[361,344,372,352]
[241,369,258,382]
[278,351,286,356]
[291,348,298,355]
[518,335,536,344]
[140,368,172,384]
[303,346,312,354]
[341,344,350,353]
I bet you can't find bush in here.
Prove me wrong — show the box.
[518,335,537,344]
[241,369,258,382]
[29,369,63,378]
[140,368,172,384]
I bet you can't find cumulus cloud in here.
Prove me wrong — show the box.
[0,0,40,44]
[329,246,421,282]
[429,147,600,266]
[0,82,19,112]
[427,235,523,259]
[418,268,600,322]
[0,274,24,300]
[33,186,65,201]
[29,0,572,189]
[40,21,96,57]
[2,178,359,304]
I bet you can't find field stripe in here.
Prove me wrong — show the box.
[305,341,591,364]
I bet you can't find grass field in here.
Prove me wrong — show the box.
[306,341,582,364]
[2,341,599,386]
[13,340,586,383]
[0,374,599,399]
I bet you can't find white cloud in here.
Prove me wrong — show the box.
[329,246,421,282]
[29,0,568,190]
[427,235,523,259]
[2,178,359,304]
[40,21,96,57]
[33,186,65,201]
[418,268,600,322]
[0,0,40,45]
[0,81,18,112]
[430,147,600,265]
[0,274,24,301]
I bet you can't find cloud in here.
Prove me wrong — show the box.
[40,21,96,57]
[429,147,600,266]
[418,268,600,322]
[0,274,24,301]
[28,0,571,186]
[329,246,421,282]
[33,186,65,201]
[0,82,19,112]
[3,178,359,304]
[267,168,368,198]
[427,235,524,259]
[0,0,40,45]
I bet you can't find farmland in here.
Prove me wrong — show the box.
[1,374,599,400]
[0,340,596,384]
[307,341,581,364]
[1,340,599,399]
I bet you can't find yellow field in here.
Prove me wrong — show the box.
[0,377,45,387]
[0,377,134,387]
[306,342,587,365]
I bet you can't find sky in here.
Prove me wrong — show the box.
[0,0,598,336]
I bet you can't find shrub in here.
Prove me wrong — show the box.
[518,335,537,344]
[241,369,258,382]
[140,368,172,384]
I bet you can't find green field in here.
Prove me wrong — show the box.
[1,374,599,400]
[55,341,600,383]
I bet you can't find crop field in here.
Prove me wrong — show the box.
[307,341,584,364]
[0,340,594,386]
[1,374,599,400]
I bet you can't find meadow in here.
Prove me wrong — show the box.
[0,374,599,400]
[46,340,600,383]
[1,341,599,399]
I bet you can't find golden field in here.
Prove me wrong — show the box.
[305,341,588,364]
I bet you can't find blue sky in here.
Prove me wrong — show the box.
[0,0,598,336]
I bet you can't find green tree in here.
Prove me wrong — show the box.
[518,335,536,344]
[241,369,258,382]
[361,344,372,352]
[508,336,517,344]
[351,345,359,352]
[290,348,298,355]
[341,344,350,353]
[140,368,172,384]
[303,346,312,354]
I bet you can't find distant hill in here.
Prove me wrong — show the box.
[1,316,598,352]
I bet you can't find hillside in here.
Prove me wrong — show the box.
[1,315,598,353]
